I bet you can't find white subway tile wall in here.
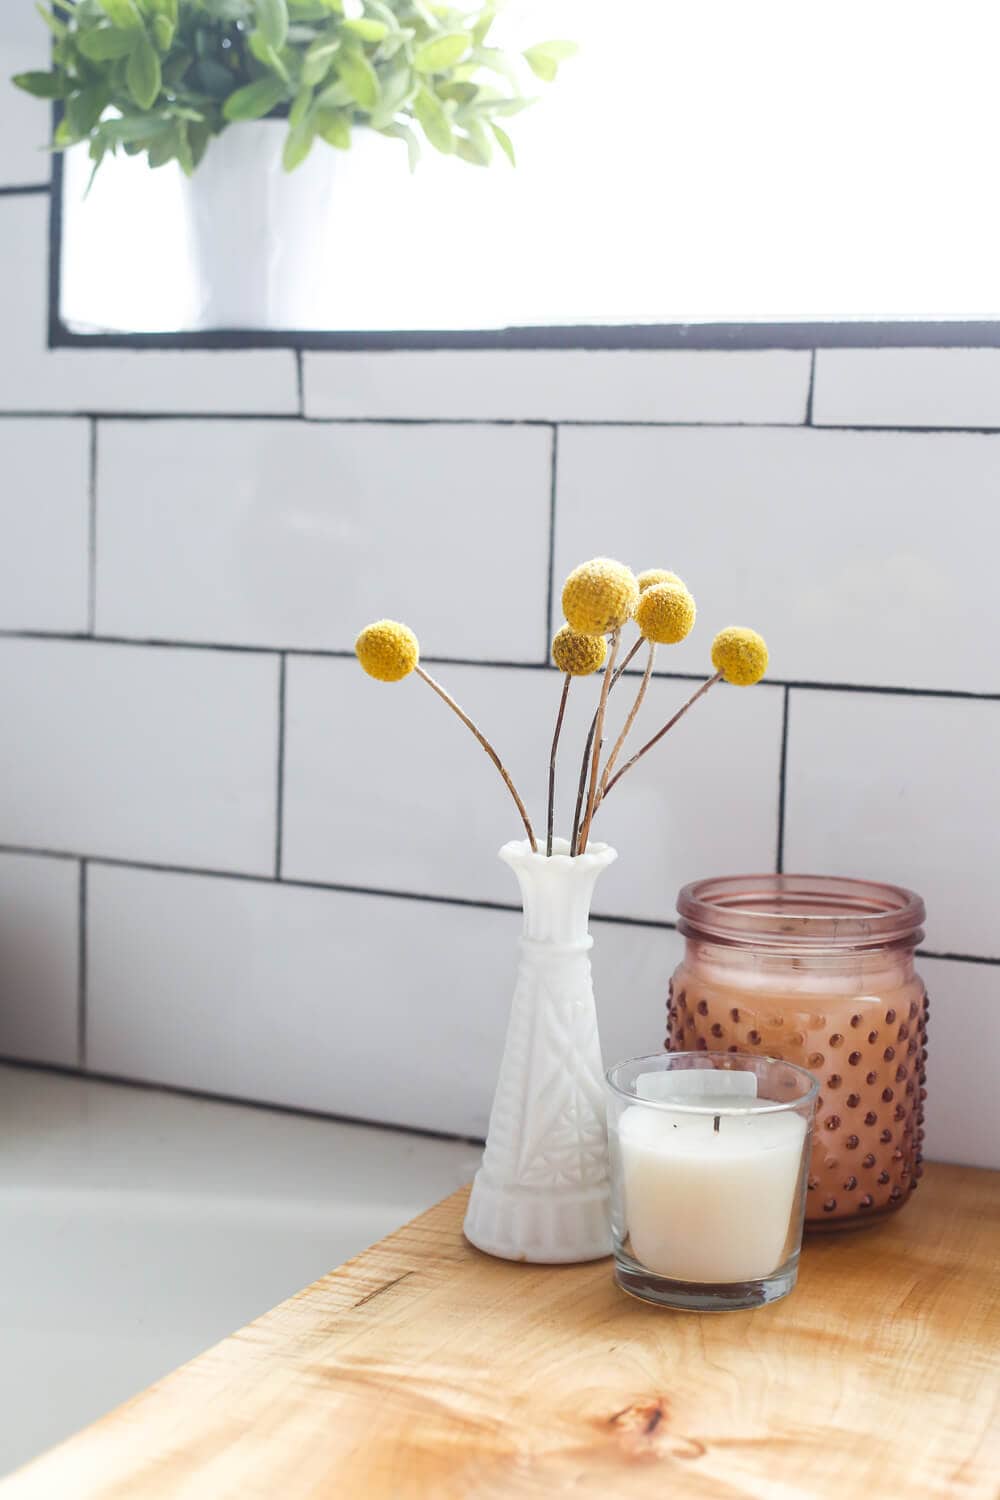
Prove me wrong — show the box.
[784,691,1000,960]
[302,349,812,423]
[814,348,1000,429]
[282,658,782,921]
[0,36,996,1165]
[95,420,553,656]
[0,853,79,1067]
[0,640,279,875]
[0,420,90,632]
[555,425,1000,694]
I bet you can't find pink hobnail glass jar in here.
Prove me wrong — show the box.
[667,875,928,1230]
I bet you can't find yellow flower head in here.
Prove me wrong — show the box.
[638,568,685,594]
[635,581,696,645]
[561,557,639,636]
[551,624,608,676]
[711,627,769,686]
[355,620,419,682]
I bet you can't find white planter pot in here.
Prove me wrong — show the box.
[180,119,342,330]
[463,837,616,1265]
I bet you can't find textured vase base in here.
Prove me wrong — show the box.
[614,1251,798,1311]
[464,1176,612,1264]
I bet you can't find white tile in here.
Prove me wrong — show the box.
[87,865,677,1133]
[918,957,1000,1171]
[96,419,553,657]
[0,8,50,187]
[87,866,516,1136]
[0,419,89,632]
[591,919,683,1069]
[283,658,782,923]
[814,348,1000,429]
[0,197,297,413]
[0,853,78,1066]
[555,424,1000,693]
[0,640,278,874]
[303,350,811,423]
[784,691,1000,960]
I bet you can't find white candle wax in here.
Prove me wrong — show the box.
[618,1096,807,1284]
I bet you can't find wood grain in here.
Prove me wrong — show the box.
[3,1163,998,1499]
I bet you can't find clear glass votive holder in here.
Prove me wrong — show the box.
[606,1052,819,1311]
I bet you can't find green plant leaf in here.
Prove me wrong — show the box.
[11,70,71,99]
[127,29,162,108]
[368,61,414,127]
[522,40,577,81]
[66,84,111,136]
[222,75,287,120]
[177,121,195,174]
[302,34,339,86]
[316,78,353,107]
[77,26,137,61]
[316,106,350,147]
[378,120,419,171]
[256,0,289,51]
[248,30,291,82]
[96,0,142,27]
[334,46,378,109]
[188,119,213,168]
[412,31,471,73]
[455,133,487,165]
[101,113,175,142]
[341,18,388,42]
[413,82,452,153]
[147,124,180,167]
[282,120,314,169]
[489,118,513,164]
[289,84,312,126]
[151,14,175,49]
[34,5,68,40]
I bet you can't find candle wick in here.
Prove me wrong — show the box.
[713,1114,721,1133]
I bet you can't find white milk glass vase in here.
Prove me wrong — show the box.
[463,837,617,1264]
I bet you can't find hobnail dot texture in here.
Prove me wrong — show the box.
[666,975,927,1227]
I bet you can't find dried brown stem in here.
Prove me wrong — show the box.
[577,629,620,854]
[547,675,571,857]
[597,640,655,801]
[600,671,723,802]
[569,635,642,855]
[415,665,537,852]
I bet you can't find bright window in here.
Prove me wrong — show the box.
[58,0,1000,337]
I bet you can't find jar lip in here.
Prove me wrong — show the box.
[677,873,925,952]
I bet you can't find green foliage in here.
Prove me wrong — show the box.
[12,0,577,176]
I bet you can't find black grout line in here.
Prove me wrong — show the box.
[86,419,97,634]
[77,861,87,1067]
[776,685,790,873]
[804,350,816,424]
[543,425,558,659]
[294,350,305,416]
[0,184,49,197]
[7,409,1000,434]
[0,840,681,932]
[917,949,1000,968]
[0,629,994,702]
[0,1057,487,1147]
[3,840,999,963]
[274,654,287,879]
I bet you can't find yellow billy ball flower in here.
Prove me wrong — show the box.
[561,557,639,636]
[552,624,609,676]
[354,620,419,682]
[711,627,769,686]
[635,581,696,645]
[638,567,685,593]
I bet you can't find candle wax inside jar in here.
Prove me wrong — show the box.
[617,1100,806,1284]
